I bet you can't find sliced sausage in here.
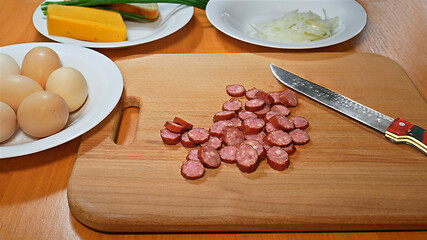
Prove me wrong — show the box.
[219,145,238,164]
[160,128,181,145]
[213,111,235,122]
[221,126,245,146]
[283,143,296,155]
[181,160,205,180]
[270,115,295,131]
[264,111,282,122]
[209,120,234,137]
[181,131,197,148]
[289,116,309,130]
[230,117,242,128]
[241,118,265,135]
[253,104,270,119]
[237,111,257,121]
[226,84,246,97]
[255,90,275,105]
[222,98,242,112]
[164,121,186,133]
[264,130,292,147]
[201,136,222,150]
[244,131,266,142]
[279,89,298,107]
[267,146,289,171]
[235,144,259,173]
[271,105,291,116]
[173,117,193,131]
[242,139,266,161]
[245,88,260,100]
[289,129,310,145]
[268,91,282,105]
[188,128,210,144]
[186,148,200,161]
[198,145,221,168]
[265,122,279,133]
[245,98,265,112]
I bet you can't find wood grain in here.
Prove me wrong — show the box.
[1,0,426,239]
[68,53,427,232]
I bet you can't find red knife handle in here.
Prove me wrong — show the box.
[385,118,427,155]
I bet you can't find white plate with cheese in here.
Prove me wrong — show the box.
[206,0,367,49]
[0,42,123,158]
[33,3,194,48]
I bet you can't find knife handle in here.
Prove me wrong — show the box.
[385,118,427,155]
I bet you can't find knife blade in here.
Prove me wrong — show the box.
[270,64,427,155]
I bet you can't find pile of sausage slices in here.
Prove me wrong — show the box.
[160,84,310,180]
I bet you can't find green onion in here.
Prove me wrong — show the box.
[41,0,209,18]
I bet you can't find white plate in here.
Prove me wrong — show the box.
[33,3,194,48]
[0,42,123,158]
[206,0,367,49]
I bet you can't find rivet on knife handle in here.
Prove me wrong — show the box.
[386,118,427,155]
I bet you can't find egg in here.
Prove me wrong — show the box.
[0,102,17,143]
[46,67,88,112]
[0,74,44,112]
[0,53,20,78]
[17,91,69,138]
[21,47,62,88]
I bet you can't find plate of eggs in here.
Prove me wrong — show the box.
[0,42,123,158]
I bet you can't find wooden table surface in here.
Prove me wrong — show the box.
[0,0,426,239]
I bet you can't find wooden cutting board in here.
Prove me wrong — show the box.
[68,53,427,233]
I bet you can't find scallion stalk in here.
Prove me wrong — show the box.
[41,0,209,16]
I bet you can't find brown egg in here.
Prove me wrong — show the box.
[21,47,62,88]
[0,102,17,143]
[46,67,88,112]
[17,91,69,138]
[0,74,44,112]
[0,53,20,78]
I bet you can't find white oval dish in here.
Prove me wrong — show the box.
[0,42,123,158]
[33,3,194,48]
[206,0,367,49]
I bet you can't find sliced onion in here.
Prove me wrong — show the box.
[250,10,339,43]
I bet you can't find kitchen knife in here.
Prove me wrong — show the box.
[270,64,427,155]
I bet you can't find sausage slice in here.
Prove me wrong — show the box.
[160,128,181,145]
[222,98,242,112]
[173,117,193,131]
[213,111,235,122]
[241,118,265,135]
[181,131,197,148]
[264,130,292,147]
[245,98,265,112]
[289,116,309,130]
[226,84,246,97]
[221,126,245,146]
[181,160,205,180]
[188,128,210,144]
[270,115,295,131]
[198,145,221,168]
[279,89,298,107]
[289,129,310,145]
[267,146,289,171]
[235,144,259,173]
[219,145,238,163]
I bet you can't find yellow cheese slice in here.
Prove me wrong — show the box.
[47,4,127,42]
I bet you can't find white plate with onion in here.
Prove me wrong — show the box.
[206,0,367,49]
[33,2,194,48]
[0,42,123,158]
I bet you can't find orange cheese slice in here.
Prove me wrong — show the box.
[47,4,127,42]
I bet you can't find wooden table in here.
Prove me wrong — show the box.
[0,0,426,239]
